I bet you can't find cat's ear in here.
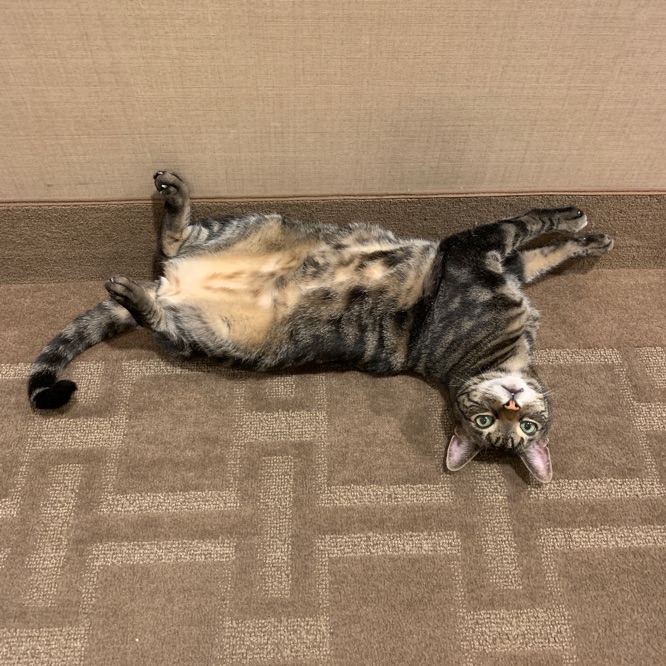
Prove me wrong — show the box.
[446,429,480,472]
[518,439,552,483]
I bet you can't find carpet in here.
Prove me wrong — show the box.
[0,195,664,664]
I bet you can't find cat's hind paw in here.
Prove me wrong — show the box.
[577,232,614,257]
[104,276,156,327]
[153,170,189,206]
[105,275,144,308]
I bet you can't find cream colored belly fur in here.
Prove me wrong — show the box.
[156,245,309,349]
[155,238,434,352]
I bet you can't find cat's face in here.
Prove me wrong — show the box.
[446,371,553,483]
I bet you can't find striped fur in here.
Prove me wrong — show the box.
[28,301,136,409]
[28,171,614,482]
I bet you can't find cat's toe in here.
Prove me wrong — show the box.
[153,171,189,201]
[556,206,588,232]
[105,276,133,302]
[580,233,614,256]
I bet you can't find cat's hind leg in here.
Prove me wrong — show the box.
[520,233,613,284]
[154,171,193,257]
[105,276,166,330]
[105,276,193,355]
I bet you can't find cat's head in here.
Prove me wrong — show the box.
[446,370,553,483]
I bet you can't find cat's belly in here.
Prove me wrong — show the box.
[156,248,308,350]
[155,238,437,355]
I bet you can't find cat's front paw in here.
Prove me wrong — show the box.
[577,232,614,257]
[153,170,189,206]
[554,206,588,232]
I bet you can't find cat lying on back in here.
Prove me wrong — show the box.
[28,171,614,483]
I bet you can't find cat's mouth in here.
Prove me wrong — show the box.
[481,374,538,407]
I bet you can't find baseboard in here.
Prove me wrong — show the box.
[2,193,663,283]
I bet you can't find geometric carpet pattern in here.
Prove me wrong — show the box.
[1,193,664,664]
[1,338,664,664]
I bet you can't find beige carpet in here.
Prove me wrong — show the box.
[0,195,664,664]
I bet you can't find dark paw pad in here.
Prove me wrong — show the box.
[579,233,614,256]
[105,276,143,306]
[153,171,189,201]
[105,277,155,326]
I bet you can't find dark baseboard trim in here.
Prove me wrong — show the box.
[2,188,666,207]
[2,194,663,283]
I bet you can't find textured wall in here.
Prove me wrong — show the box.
[2,0,665,201]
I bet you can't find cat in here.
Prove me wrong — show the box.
[28,171,614,483]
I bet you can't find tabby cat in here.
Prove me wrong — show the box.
[28,171,614,483]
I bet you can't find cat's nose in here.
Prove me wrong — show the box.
[502,385,523,411]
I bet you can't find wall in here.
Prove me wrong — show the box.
[2,0,665,202]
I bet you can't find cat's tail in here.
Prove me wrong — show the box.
[28,300,138,409]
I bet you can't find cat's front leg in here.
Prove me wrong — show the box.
[500,206,589,252]
[447,207,591,261]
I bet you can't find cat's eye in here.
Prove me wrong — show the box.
[520,420,538,435]
[474,415,495,429]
